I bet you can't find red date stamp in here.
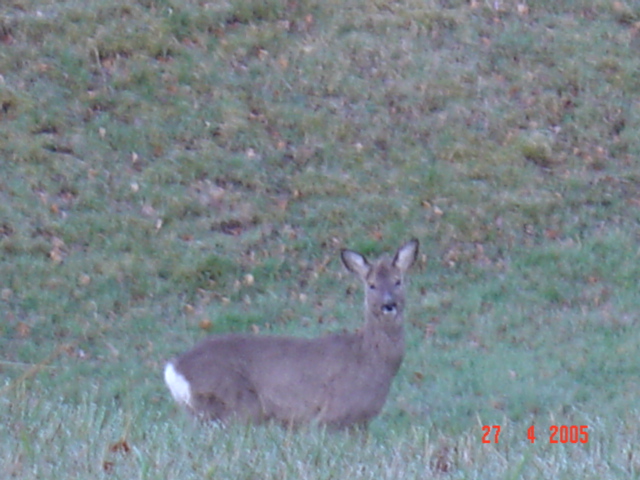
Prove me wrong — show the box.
[481,425,501,443]
[481,425,589,444]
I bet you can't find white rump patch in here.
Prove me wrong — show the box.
[164,362,192,407]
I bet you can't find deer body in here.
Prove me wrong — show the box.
[164,240,418,429]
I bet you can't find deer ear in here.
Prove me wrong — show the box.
[341,249,370,279]
[393,239,419,272]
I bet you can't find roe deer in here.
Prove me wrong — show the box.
[164,239,419,429]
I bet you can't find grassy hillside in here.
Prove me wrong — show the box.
[1,0,640,478]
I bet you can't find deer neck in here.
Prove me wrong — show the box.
[361,315,405,366]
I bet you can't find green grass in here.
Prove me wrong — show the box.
[2,0,640,477]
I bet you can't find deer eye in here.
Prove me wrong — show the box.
[369,283,376,290]
[395,279,402,286]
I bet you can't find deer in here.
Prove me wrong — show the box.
[164,239,419,430]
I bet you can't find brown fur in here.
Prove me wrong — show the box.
[164,239,419,429]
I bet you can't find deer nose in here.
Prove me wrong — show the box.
[381,302,397,314]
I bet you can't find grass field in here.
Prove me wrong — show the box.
[2,0,640,477]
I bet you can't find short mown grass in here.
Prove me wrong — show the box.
[2,0,640,478]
